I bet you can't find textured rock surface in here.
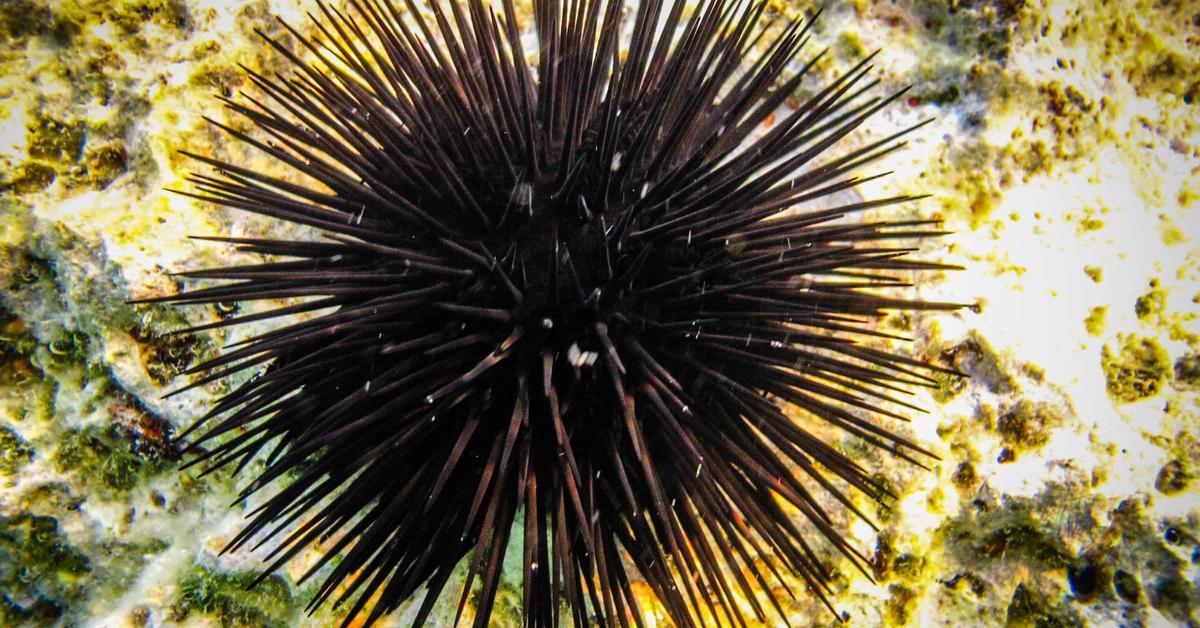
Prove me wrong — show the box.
[0,0,1196,626]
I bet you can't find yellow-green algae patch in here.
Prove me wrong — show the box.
[1101,334,1170,404]
[1084,305,1107,337]
[0,513,92,625]
[171,565,297,628]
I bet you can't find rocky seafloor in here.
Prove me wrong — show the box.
[0,0,1197,626]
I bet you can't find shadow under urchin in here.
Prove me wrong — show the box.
[142,0,963,625]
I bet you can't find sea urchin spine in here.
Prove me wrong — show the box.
[142,0,962,625]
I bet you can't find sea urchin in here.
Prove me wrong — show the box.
[144,0,961,625]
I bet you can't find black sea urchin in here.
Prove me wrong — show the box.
[145,0,961,625]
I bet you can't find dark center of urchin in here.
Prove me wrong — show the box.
[142,1,964,627]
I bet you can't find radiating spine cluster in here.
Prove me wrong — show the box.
[143,0,961,626]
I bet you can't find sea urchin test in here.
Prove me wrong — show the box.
[140,0,962,625]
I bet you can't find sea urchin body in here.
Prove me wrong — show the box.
[146,0,961,625]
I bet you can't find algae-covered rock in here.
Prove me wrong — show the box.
[996,399,1060,449]
[0,514,92,625]
[52,424,172,495]
[0,426,33,479]
[1005,581,1080,628]
[172,565,297,628]
[1154,459,1189,496]
[939,330,1016,395]
[1173,352,1200,391]
[1101,335,1170,404]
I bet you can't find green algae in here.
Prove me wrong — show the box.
[0,514,92,625]
[26,118,85,165]
[996,400,1059,449]
[172,566,297,628]
[951,460,979,491]
[128,320,204,386]
[0,164,57,195]
[1084,305,1106,337]
[941,489,1075,574]
[1134,281,1168,323]
[1173,352,1200,390]
[52,424,172,495]
[1005,582,1080,628]
[0,0,52,40]
[0,426,33,479]
[72,142,128,190]
[1154,459,1189,496]
[885,582,918,625]
[1101,335,1170,404]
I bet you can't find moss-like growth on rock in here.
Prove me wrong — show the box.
[0,163,57,195]
[0,514,92,625]
[1173,353,1200,391]
[952,460,978,491]
[172,566,296,628]
[885,583,918,625]
[76,142,128,190]
[0,425,33,479]
[26,118,86,165]
[1154,460,1189,496]
[941,489,1075,573]
[52,424,172,495]
[996,400,1059,449]
[1101,335,1169,403]
[1005,582,1080,627]
[128,321,203,386]
[1134,281,1167,323]
[0,0,52,39]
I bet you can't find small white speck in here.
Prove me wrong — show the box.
[610,151,623,172]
